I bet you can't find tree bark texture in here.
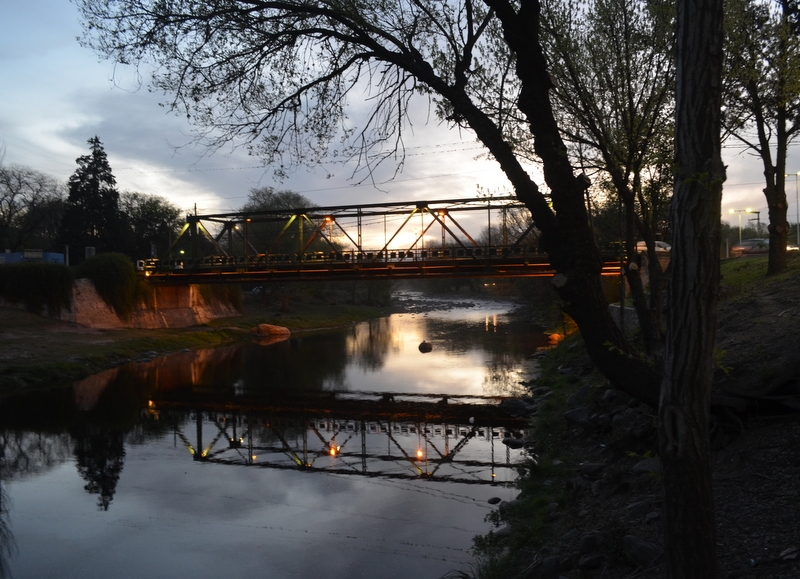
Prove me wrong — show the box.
[659,0,725,575]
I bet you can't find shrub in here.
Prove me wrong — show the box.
[76,253,140,319]
[0,262,74,315]
[196,284,242,312]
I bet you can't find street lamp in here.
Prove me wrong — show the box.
[729,208,749,244]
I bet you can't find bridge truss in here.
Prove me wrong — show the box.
[139,196,620,283]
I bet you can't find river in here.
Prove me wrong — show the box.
[1,293,552,579]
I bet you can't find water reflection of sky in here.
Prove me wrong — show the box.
[4,297,547,579]
[8,432,513,578]
[340,295,546,396]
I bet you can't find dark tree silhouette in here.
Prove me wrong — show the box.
[73,426,126,511]
[0,164,65,252]
[118,191,182,259]
[658,0,726,573]
[60,136,123,264]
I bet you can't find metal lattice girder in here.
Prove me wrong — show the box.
[140,195,625,282]
[165,196,536,257]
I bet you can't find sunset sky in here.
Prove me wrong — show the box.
[1,1,796,228]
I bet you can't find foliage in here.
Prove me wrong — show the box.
[196,283,242,313]
[0,262,73,315]
[118,191,182,260]
[60,136,122,264]
[723,0,800,274]
[239,186,334,255]
[542,0,675,350]
[76,252,140,319]
[543,0,675,239]
[0,163,66,252]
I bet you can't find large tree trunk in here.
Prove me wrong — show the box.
[658,0,725,575]
[479,0,662,408]
[765,176,789,275]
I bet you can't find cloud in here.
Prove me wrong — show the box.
[3,0,798,229]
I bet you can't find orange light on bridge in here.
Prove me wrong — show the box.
[330,445,340,456]
[416,448,424,459]
[324,215,334,223]
[436,209,447,217]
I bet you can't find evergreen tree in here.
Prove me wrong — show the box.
[60,136,122,263]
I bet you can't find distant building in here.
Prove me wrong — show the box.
[0,250,65,265]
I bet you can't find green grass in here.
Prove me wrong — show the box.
[720,253,800,296]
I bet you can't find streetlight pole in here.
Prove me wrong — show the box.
[729,208,747,244]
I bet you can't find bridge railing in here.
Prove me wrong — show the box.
[138,243,544,272]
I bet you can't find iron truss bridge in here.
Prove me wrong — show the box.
[149,398,527,485]
[139,196,620,283]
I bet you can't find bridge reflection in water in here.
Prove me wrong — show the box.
[151,395,527,485]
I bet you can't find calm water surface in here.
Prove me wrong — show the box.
[1,294,550,578]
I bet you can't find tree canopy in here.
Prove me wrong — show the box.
[724,0,800,274]
[119,191,182,259]
[60,136,122,262]
[58,137,183,263]
[0,164,65,252]
[542,0,676,351]
[240,186,331,255]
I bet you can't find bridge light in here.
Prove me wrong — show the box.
[324,215,334,223]
[437,209,447,217]
[416,448,424,459]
